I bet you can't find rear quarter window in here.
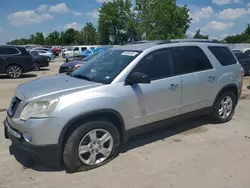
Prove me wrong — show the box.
[208,46,237,66]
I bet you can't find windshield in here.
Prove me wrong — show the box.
[70,49,141,84]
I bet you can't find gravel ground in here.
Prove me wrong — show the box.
[0,57,250,188]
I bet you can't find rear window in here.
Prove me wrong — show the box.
[208,46,237,66]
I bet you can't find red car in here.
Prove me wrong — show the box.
[52,47,62,56]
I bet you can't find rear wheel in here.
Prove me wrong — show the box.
[63,121,120,172]
[211,91,236,123]
[6,65,23,78]
[33,62,40,71]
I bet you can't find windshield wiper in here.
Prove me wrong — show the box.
[72,74,92,81]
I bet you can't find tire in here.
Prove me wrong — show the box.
[6,65,23,78]
[211,91,236,123]
[33,62,40,71]
[63,121,120,173]
[47,57,51,62]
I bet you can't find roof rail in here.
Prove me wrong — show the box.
[169,39,220,43]
[126,39,220,45]
[126,40,153,44]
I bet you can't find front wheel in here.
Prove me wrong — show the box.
[211,92,236,123]
[6,65,23,78]
[63,121,120,172]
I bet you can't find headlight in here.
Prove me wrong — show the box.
[74,64,82,70]
[20,99,59,121]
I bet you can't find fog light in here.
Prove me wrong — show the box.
[23,134,32,143]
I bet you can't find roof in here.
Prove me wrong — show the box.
[113,39,226,52]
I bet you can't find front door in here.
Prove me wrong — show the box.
[125,48,182,129]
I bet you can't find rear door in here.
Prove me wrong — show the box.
[0,47,20,73]
[171,46,219,114]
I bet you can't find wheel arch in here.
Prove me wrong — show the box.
[213,84,239,106]
[58,109,126,153]
[5,64,23,73]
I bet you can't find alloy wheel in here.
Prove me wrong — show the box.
[78,129,113,166]
[218,96,233,119]
[7,65,23,78]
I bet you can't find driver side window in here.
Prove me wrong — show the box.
[131,49,173,81]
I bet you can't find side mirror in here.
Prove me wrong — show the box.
[125,72,151,85]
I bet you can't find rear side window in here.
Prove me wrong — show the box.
[0,47,19,55]
[208,46,237,66]
[172,46,213,75]
[74,47,79,51]
[81,47,87,51]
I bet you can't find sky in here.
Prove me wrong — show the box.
[0,0,250,44]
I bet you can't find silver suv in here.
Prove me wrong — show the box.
[4,40,243,172]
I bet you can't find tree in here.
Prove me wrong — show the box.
[193,29,209,39]
[7,38,30,45]
[61,28,78,45]
[98,0,139,44]
[136,0,191,40]
[46,31,60,45]
[224,24,250,43]
[33,32,45,45]
[82,22,97,45]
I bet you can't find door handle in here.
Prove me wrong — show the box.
[169,84,179,90]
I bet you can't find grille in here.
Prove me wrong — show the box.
[7,97,21,117]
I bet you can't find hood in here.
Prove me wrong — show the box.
[17,74,102,100]
[61,60,85,67]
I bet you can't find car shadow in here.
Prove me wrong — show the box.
[38,68,50,71]
[121,116,210,153]
[8,116,210,172]
[0,74,37,79]
[9,145,64,172]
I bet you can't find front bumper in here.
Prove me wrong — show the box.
[4,119,62,167]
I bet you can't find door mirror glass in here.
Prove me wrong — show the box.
[125,72,151,85]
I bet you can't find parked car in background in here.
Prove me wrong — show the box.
[62,46,97,57]
[80,47,107,57]
[30,49,55,62]
[232,48,250,57]
[64,47,108,62]
[234,52,250,75]
[59,52,101,73]
[52,47,62,56]
[241,48,250,57]
[0,45,34,78]
[30,51,49,71]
